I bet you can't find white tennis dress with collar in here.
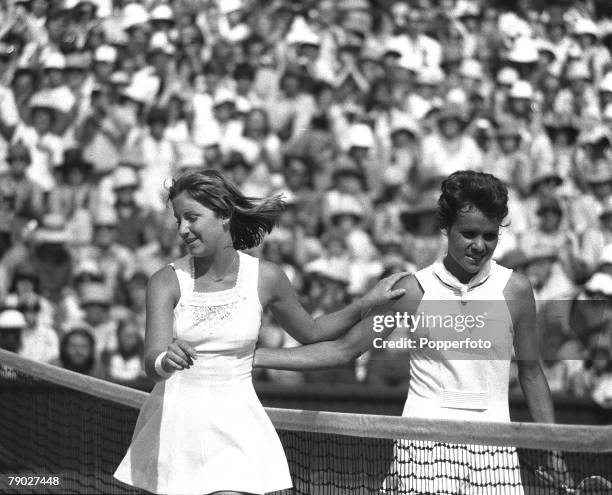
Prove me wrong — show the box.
[384,259,524,495]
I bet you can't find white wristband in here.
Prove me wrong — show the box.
[154,351,174,379]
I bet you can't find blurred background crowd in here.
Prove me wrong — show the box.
[0,0,611,408]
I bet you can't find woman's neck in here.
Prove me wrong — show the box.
[443,254,476,284]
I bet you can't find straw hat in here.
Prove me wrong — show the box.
[584,272,612,296]
[93,207,118,227]
[122,3,149,30]
[566,61,591,81]
[436,103,468,126]
[34,213,68,244]
[328,195,366,221]
[599,72,612,93]
[347,123,375,149]
[598,244,612,267]
[508,80,534,100]
[112,166,140,190]
[390,113,420,137]
[94,45,117,64]
[303,258,350,285]
[507,37,539,64]
[530,167,563,191]
[150,3,174,23]
[459,59,484,80]
[29,92,62,113]
[0,309,27,330]
[42,52,66,70]
[212,87,237,107]
[80,283,113,306]
[74,259,103,279]
[497,67,520,86]
[148,31,175,56]
[573,17,599,39]
[175,142,204,170]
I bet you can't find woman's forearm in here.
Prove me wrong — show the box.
[310,299,367,342]
[254,341,356,371]
[519,362,556,423]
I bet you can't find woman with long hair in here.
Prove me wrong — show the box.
[114,169,405,495]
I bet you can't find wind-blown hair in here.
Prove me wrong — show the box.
[167,170,285,250]
[438,171,509,230]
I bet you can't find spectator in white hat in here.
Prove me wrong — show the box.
[10,293,59,363]
[554,61,599,119]
[11,93,65,192]
[1,141,44,226]
[581,199,612,273]
[0,308,27,353]
[384,6,441,70]
[110,165,156,251]
[29,213,74,304]
[264,67,317,142]
[48,148,97,246]
[124,106,176,212]
[573,18,610,87]
[77,207,134,299]
[420,104,482,185]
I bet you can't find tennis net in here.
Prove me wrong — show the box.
[1,349,611,494]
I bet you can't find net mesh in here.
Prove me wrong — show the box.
[1,360,611,495]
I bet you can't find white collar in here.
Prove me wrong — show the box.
[432,257,494,298]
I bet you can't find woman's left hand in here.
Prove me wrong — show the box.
[359,272,410,315]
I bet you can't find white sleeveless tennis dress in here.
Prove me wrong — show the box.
[114,252,293,494]
[383,259,524,495]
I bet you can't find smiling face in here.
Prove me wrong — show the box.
[445,205,500,280]
[172,192,228,258]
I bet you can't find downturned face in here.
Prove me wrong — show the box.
[446,206,500,276]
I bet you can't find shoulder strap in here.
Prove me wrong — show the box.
[169,255,193,300]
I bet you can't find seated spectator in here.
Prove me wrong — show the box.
[111,166,156,250]
[48,148,96,247]
[74,283,119,358]
[76,208,134,299]
[52,326,105,378]
[29,214,74,305]
[398,191,446,270]
[519,195,584,282]
[582,198,612,273]
[7,263,54,328]
[420,104,483,186]
[1,141,44,228]
[101,317,150,390]
[9,294,58,363]
[0,309,26,353]
[569,333,612,408]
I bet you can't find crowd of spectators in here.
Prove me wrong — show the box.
[0,0,611,408]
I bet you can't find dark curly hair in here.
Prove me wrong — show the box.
[437,171,509,230]
[167,170,285,250]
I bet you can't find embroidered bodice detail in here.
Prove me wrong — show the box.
[181,255,247,328]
